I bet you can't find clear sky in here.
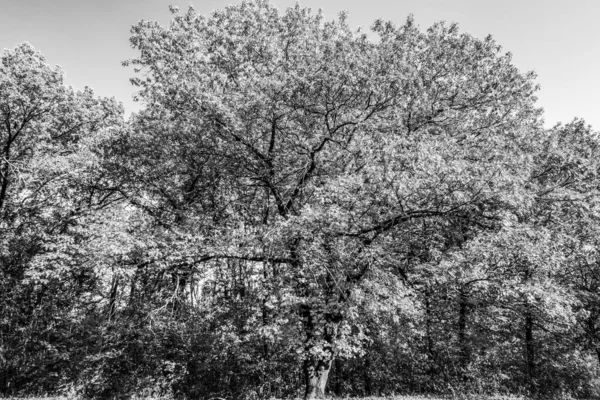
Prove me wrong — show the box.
[2,0,599,129]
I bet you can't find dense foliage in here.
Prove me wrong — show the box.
[1,1,599,399]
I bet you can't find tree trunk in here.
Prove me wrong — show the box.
[424,288,435,366]
[304,358,332,400]
[333,358,343,396]
[458,287,469,376]
[525,309,535,388]
[364,354,373,396]
[107,274,119,321]
[522,268,535,391]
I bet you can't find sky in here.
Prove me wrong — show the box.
[1,0,599,129]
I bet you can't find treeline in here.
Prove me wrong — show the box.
[1,1,600,399]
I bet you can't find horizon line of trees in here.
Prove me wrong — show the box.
[2,1,600,399]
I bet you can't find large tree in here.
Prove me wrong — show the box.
[124,1,541,397]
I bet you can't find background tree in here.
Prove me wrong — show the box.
[0,43,125,395]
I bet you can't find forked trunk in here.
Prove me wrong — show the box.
[304,358,332,400]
